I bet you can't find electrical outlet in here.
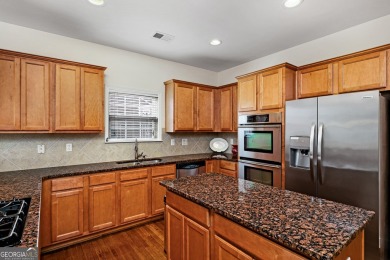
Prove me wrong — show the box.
[182,139,188,146]
[66,143,73,152]
[171,139,175,146]
[230,138,234,145]
[37,145,45,154]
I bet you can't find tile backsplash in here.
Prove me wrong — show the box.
[0,130,237,172]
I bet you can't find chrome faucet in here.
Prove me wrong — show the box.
[134,138,146,161]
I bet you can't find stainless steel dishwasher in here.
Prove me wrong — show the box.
[176,161,206,178]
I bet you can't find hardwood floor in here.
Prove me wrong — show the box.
[41,220,166,260]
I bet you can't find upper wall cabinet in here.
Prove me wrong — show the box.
[237,64,297,113]
[0,49,106,133]
[165,80,236,133]
[237,75,257,112]
[0,55,20,130]
[297,64,333,98]
[55,65,104,131]
[296,45,390,99]
[337,51,387,93]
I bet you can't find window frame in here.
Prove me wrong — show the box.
[105,86,163,143]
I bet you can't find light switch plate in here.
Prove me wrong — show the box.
[182,139,188,146]
[171,139,175,146]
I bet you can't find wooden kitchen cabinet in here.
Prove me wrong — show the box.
[297,63,333,98]
[214,235,252,260]
[197,87,214,131]
[21,59,50,130]
[81,68,104,131]
[184,217,210,260]
[173,82,197,131]
[55,65,104,131]
[0,49,106,133]
[0,55,20,130]
[50,176,85,242]
[119,168,149,223]
[166,192,210,260]
[219,85,237,132]
[237,75,257,112]
[88,172,116,232]
[151,164,176,215]
[258,68,283,110]
[219,160,237,178]
[338,51,387,93]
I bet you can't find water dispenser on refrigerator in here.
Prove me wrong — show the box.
[289,136,310,169]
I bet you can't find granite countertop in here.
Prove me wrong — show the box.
[0,153,236,248]
[160,173,375,260]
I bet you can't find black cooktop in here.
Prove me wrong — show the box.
[0,197,31,247]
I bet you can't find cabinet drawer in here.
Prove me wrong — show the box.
[219,168,236,178]
[51,176,84,191]
[119,168,149,181]
[220,160,236,171]
[214,214,305,260]
[166,191,210,227]
[89,172,116,186]
[151,164,176,177]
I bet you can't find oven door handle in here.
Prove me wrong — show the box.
[239,160,281,169]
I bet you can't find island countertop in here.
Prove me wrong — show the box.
[160,173,375,260]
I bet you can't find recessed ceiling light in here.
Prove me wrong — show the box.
[88,0,105,6]
[210,39,222,46]
[284,0,303,8]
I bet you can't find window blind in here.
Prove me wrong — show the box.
[108,91,159,140]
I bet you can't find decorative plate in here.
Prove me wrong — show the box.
[209,138,229,152]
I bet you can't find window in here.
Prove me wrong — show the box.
[105,88,161,142]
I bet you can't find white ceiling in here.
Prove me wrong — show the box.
[0,0,390,72]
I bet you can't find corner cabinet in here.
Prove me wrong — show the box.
[165,79,236,133]
[0,49,106,133]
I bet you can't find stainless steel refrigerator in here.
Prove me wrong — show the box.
[285,90,389,260]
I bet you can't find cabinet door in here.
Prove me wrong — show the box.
[0,55,20,130]
[89,184,116,232]
[197,87,214,131]
[120,179,148,223]
[174,83,196,131]
[259,68,283,110]
[184,217,210,260]
[232,85,238,132]
[238,75,257,112]
[219,168,237,178]
[152,174,176,215]
[214,235,252,260]
[20,59,50,130]
[81,68,104,131]
[51,189,84,242]
[338,51,387,93]
[55,64,81,130]
[220,87,233,131]
[166,206,184,260]
[297,64,333,98]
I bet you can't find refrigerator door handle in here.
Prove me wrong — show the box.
[309,123,316,181]
[318,123,324,184]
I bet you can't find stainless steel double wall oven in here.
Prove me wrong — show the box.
[238,112,282,188]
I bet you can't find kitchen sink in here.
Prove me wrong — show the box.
[116,158,163,165]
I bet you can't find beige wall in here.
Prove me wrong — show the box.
[217,14,390,85]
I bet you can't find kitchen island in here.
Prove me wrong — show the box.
[160,173,374,260]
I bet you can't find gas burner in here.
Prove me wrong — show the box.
[0,197,30,247]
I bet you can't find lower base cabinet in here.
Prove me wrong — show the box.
[166,205,210,260]
[214,235,252,260]
[40,164,176,250]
